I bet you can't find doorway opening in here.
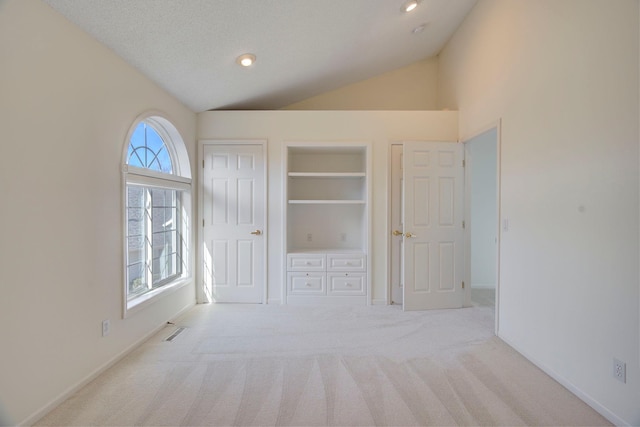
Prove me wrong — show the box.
[388,128,500,329]
[463,127,499,317]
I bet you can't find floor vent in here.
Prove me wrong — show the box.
[165,327,186,342]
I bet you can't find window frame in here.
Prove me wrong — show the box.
[122,112,192,318]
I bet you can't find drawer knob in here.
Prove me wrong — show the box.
[306,261,311,265]
[346,283,352,287]
[305,283,311,287]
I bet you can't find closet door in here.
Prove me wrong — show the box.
[402,142,464,311]
[202,143,265,303]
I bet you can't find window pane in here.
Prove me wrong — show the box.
[127,236,144,265]
[128,123,146,168]
[126,122,173,174]
[152,230,165,252]
[127,263,147,299]
[156,149,172,174]
[127,207,144,236]
[127,186,146,272]
[146,126,164,153]
[164,208,177,230]
[127,186,144,208]
[151,188,166,207]
[126,184,182,300]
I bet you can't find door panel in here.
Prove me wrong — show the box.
[203,144,264,303]
[390,145,404,304]
[237,240,254,286]
[403,142,464,311]
[212,240,229,286]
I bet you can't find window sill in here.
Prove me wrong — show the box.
[124,277,192,318]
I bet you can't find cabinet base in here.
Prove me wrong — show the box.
[285,295,368,305]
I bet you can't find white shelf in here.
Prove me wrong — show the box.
[288,172,365,178]
[288,200,365,204]
[285,142,370,305]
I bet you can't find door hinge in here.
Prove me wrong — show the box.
[462,220,465,229]
[202,159,205,168]
[202,219,205,227]
[462,281,465,289]
[462,159,466,167]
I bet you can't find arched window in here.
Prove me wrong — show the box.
[127,122,173,173]
[123,114,192,314]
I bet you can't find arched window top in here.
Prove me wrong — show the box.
[127,122,173,174]
[123,112,192,181]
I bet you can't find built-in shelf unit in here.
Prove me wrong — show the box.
[284,142,371,304]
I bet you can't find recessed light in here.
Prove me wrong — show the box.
[402,0,420,13]
[236,53,256,67]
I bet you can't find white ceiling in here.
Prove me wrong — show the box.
[43,0,477,112]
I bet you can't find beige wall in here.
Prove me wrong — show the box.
[197,110,458,304]
[284,58,439,110]
[439,0,639,424]
[0,1,197,424]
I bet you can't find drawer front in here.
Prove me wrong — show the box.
[327,273,366,295]
[287,254,325,271]
[288,273,326,295]
[327,254,366,271]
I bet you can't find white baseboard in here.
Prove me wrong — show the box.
[498,333,629,427]
[471,283,496,289]
[267,298,281,305]
[371,298,387,305]
[19,301,196,427]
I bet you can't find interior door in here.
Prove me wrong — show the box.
[390,144,404,304]
[202,144,265,303]
[402,141,464,311]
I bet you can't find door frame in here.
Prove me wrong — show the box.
[461,120,502,335]
[387,143,404,305]
[198,139,268,304]
[387,141,404,306]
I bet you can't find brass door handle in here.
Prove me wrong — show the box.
[405,232,416,238]
[393,230,403,236]
[250,230,262,235]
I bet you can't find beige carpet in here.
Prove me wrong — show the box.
[36,302,610,426]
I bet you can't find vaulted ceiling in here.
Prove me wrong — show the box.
[43,0,477,112]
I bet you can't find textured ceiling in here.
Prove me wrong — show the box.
[43,0,477,112]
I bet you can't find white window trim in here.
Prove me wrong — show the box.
[125,166,191,191]
[125,276,192,317]
[122,112,192,318]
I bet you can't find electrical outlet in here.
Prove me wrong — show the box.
[102,319,110,337]
[613,358,626,383]
[306,233,312,242]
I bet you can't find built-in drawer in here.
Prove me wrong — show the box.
[288,272,326,295]
[287,254,326,271]
[327,272,366,295]
[326,253,366,271]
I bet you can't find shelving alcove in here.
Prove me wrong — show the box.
[283,141,371,304]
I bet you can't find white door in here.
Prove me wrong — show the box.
[402,142,465,311]
[202,144,265,303]
[390,144,404,305]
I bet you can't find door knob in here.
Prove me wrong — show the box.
[250,230,262,235]
[405,232,416,238]
[392,230,403,236]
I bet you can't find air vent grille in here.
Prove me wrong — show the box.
[165,327,186,342]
